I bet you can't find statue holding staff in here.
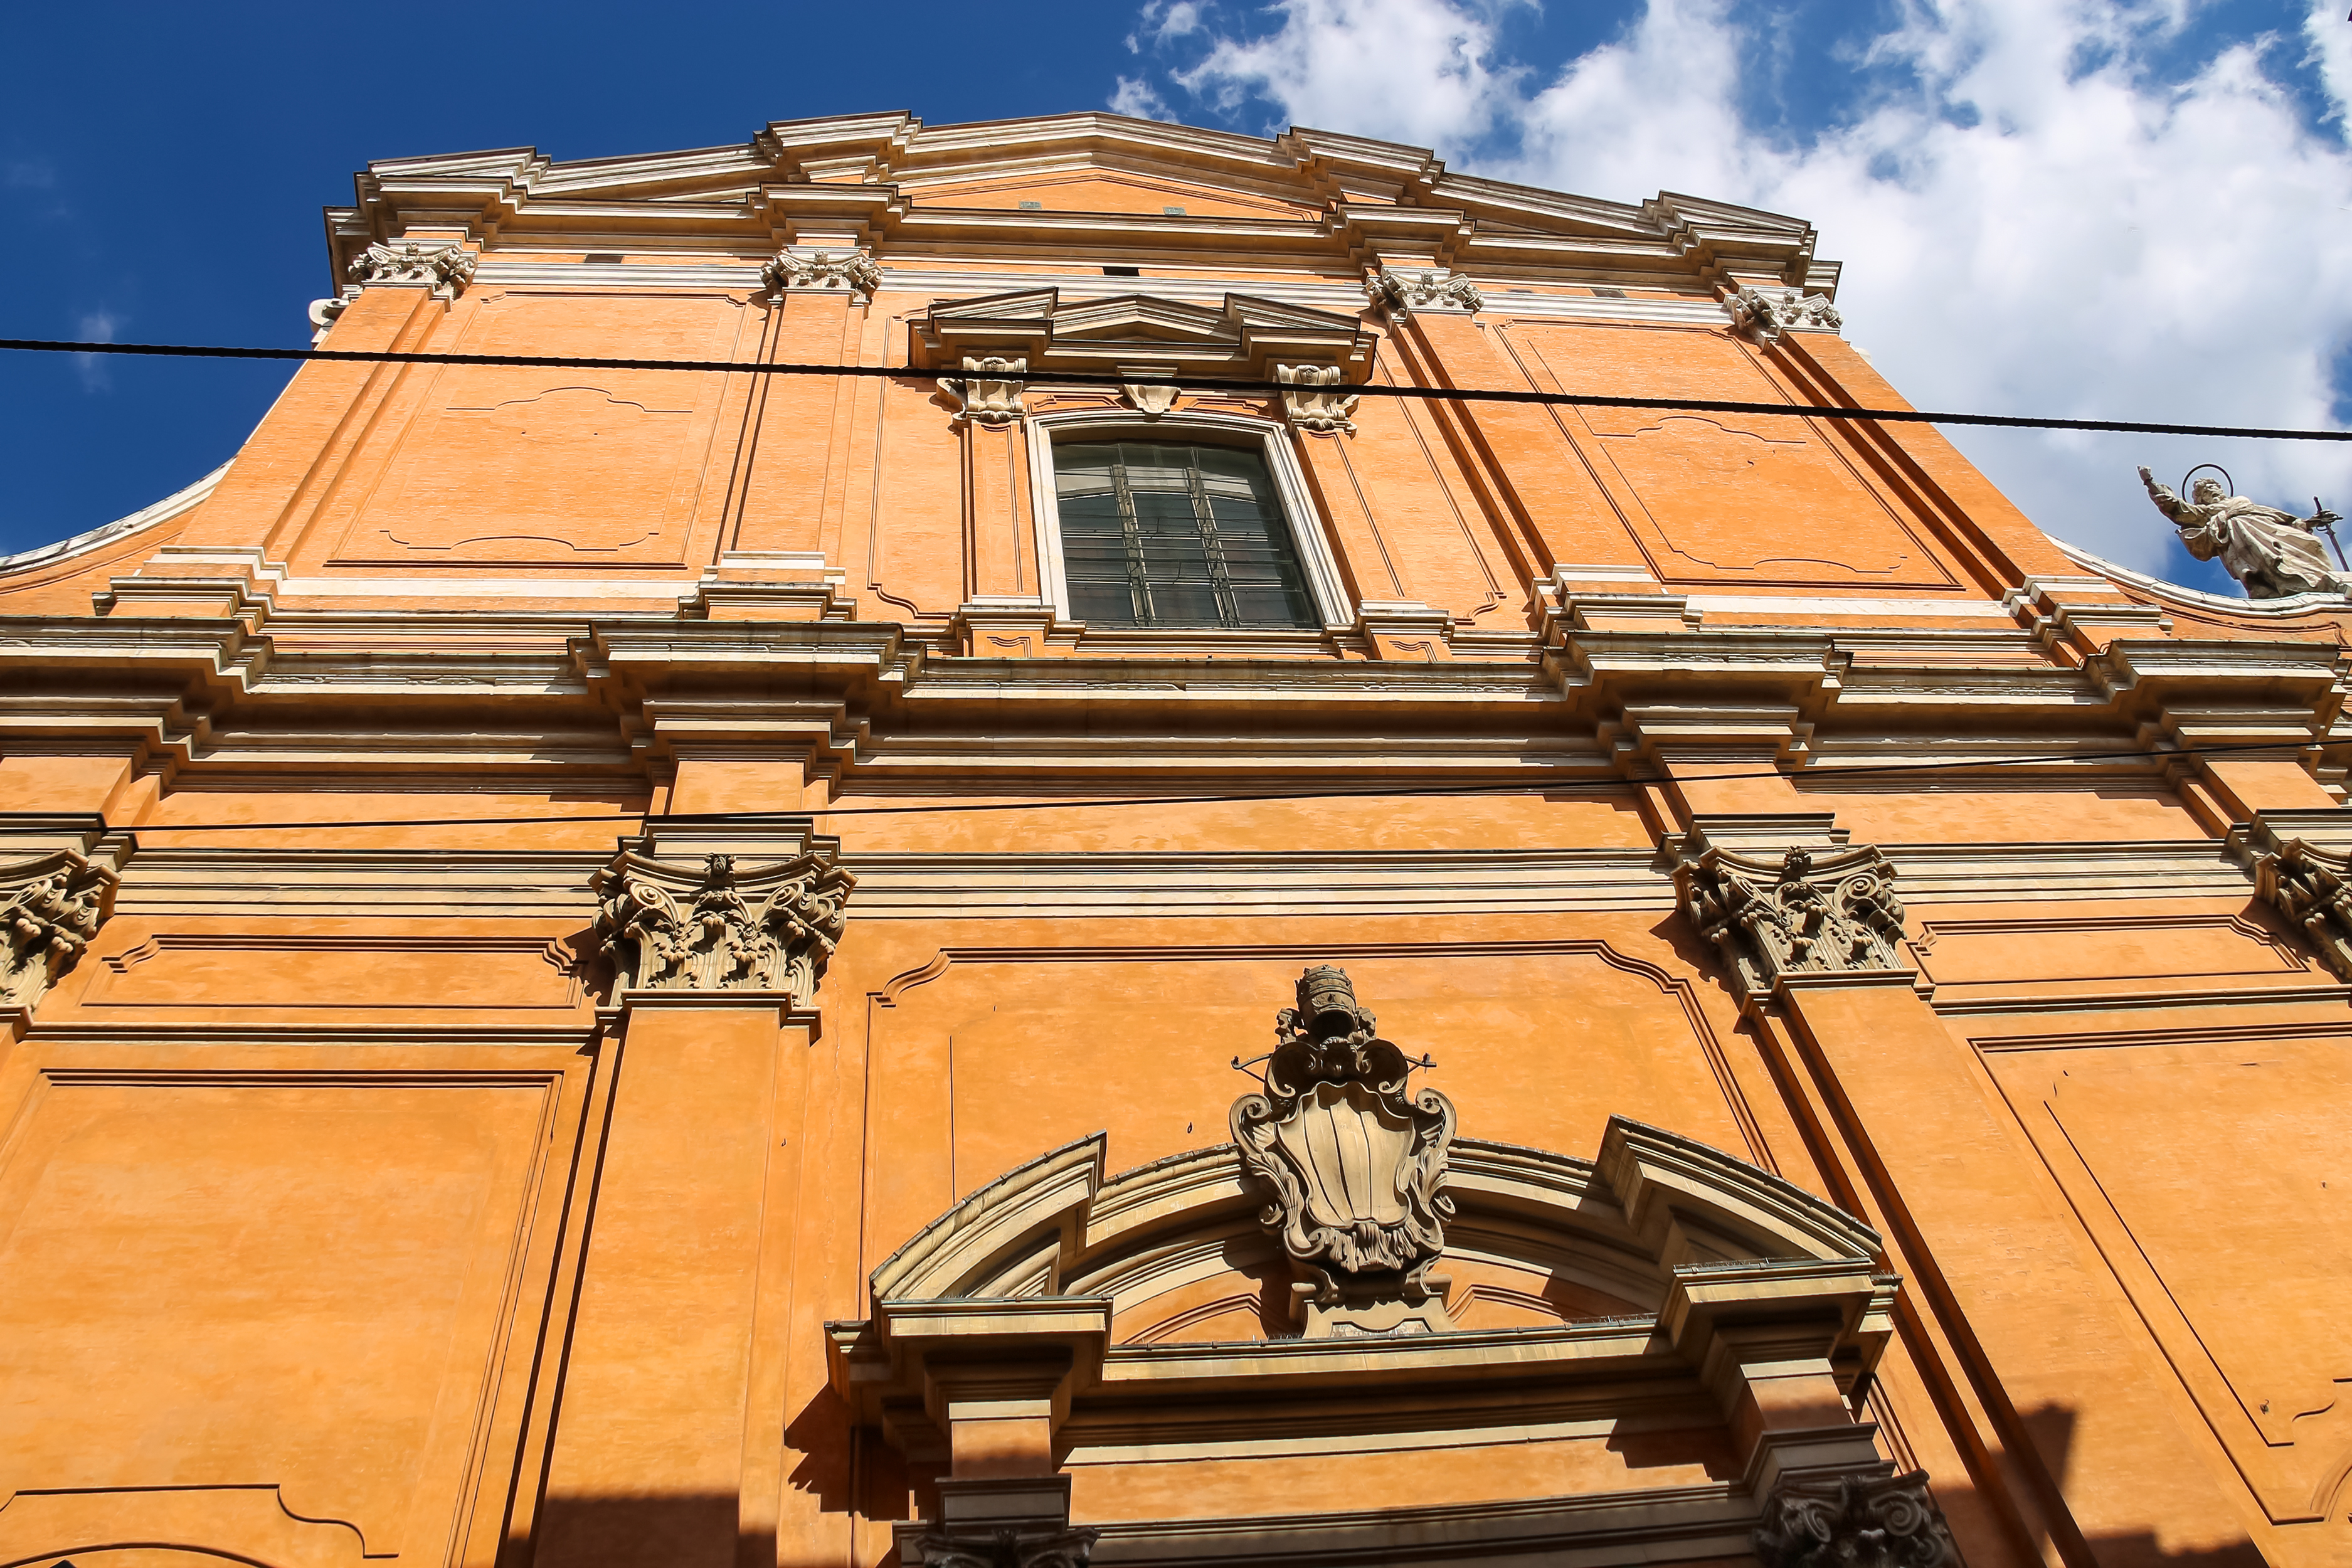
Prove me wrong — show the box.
[2139,465,2347,599]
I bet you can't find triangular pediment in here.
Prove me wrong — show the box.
[910,289,1372,378]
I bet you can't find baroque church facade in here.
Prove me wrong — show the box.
[3,112,2349,1568]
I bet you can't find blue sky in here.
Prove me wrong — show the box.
[5,0,2348,595]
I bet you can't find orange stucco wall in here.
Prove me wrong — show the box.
[4,113,2348,1568]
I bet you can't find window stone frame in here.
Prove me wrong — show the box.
[1024,409,1352,631]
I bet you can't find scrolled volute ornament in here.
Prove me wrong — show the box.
[2250,834,2352,981]
[1231,965,1456,1335]
[1676,843,1909,1001]
[346,240,477,298]
[590,847,853,1005]
[1754,1470,1958,1568]
[1363,266,1483,322]
[763,246,882,299]
[1729,286,1843,344]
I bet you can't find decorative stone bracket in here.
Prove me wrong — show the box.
[1755,1468,1959,1568]
[346,240,477,299]
[1727,286,1842,345]
[763,245,882,299]
[1364,266,1483,322]
[941,356,1027,428]
[1,844,118,1010]
[590,843,853,1005]
[1231,966,1456,1336]
[1674,835,1910,1002]
[1274,363,1359,433]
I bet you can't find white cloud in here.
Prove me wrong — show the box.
[73,309,119,394]
[1126,0,2352,581]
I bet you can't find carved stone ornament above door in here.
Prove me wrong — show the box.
[589,846,853,1004]
[0,845,117,1009]
[1231,966,1457,1336]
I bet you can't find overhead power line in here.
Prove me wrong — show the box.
[0,738,2331,837]
[3,336,2348,443]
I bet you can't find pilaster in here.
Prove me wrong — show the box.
[536,824,853,1568]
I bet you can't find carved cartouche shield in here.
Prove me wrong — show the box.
[1231,965,1455,1336]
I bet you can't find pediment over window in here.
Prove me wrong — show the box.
[908,289,1374,379]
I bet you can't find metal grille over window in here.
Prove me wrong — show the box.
[1054,441,1318,628]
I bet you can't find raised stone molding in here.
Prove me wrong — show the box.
[305,294,351,344]
[2238,811,2352,982]
[1364,266,1483,322]
[0,836,122,1010]
[590,844,852,1004]
[763,245,882,298]
[1754,1470,1959,1568]
[1275,363,1359,433]
[1231,965,1456,1335]
[346,240,477,297]
[1728,286,1842,344]
[1675,835,1910,1001]
[942,356,1027,428]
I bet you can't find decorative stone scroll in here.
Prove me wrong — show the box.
[1364,266,1483,321]
[903,1525,1101,1568]
[2249,832,2352,981]
[1754,1470,1959,1568]
[1231,966,1456,1336]
[590,847,852,1004]
[1675,844,1909,1000]
[763,246,882,298]
[346,240,477,297]
[1276,364,1359,434]
[1728,286,1843,344]
[0,849,115,1009]
[941,356,1027,428]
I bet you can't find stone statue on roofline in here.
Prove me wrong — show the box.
[2139,465,2349,599]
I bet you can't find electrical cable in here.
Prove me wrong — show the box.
[3,336,2349,443]
[1,738,2331,837]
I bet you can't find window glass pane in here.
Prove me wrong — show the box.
[1050,438,1318,630]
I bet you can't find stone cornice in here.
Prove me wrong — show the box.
[324,112,1831,300]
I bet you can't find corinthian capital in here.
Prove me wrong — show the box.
[763,245,882,298]
[590,846,853,1005]
[1364,266,1483,322]
[1755,1470,1958,1568]
[1,847,117,1010]
[347,240,478,298]
[1675,840,1909,1001]
[1729,285,1842,344]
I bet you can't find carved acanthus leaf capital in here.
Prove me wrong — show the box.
[590,847,853,1005]
[1729,286,1843,344]
[347,240,477,298]
[2245,824,2352,980]
[1230,965,1455,1335]
[1276,364,1359,434]
[1364,266,1483,322]
[904,1527,1101,1568]
[1755,1470,1958,1568]
[1675,842,1909,1000]
[763,246,882,298]
[1,849,117,1010]
[942,356,1028,428]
